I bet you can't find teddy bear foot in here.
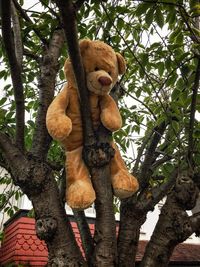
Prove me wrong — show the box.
[112,170,139,199]
[66,180,96,210]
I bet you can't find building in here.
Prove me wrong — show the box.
[0,209,200,266]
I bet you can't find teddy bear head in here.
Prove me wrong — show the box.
[64,39,126,96]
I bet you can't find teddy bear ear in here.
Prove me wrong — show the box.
[79,39,91,55]
[116,52,126,75]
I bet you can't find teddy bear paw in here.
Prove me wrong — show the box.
[66,180,96,210]
[112,171,139,199]
[47,115,72,141]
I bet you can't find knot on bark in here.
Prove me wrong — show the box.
[83,142,115,168]
[172,212,192,242]
[48,248,74,266]
[175,173,199,210]
[15,158,52,197]
[36,217,57,241]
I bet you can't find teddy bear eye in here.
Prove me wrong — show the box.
[95,67,99,71]
[108,71,111,75]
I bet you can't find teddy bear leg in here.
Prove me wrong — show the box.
[110,143,139,199]
[65,147,96,210]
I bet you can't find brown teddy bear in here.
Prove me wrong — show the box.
[46,39,139,210]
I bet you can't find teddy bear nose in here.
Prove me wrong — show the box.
[98,76,112,86]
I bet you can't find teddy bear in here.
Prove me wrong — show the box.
[46,39,139,210]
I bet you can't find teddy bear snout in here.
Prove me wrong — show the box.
[98,76,112,86]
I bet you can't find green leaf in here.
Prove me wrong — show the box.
[155,7,164,28]
[175,32,184,44]
[172,120,179,132]
[176,78,184,90]
[166,7,176,27]
[135,3,152,16]
[158,62,165,76]
[117,18,124,31]
[145,8,155,27]
[166,73,178,87]
[59,69,65,80]
[171,88,181,100]
[135,88,141,98]
[0,97,7,106]
[169,28,180,43]
[140,53,148,67]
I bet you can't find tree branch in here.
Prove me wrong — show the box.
[190,212,200,236]
[178,6,200,44]
[55,0,95,146]
[151,154,173,170]
[133,129,154,174]
[31,29,64,159]
[0,132,27,180]
[73,210,94,263]
[11,0,23,67]
[139,121,167,189]
[1,0,25,150]
[23,48,41,62]
[140,168,178,212]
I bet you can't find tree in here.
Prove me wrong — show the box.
[0,0,200,266]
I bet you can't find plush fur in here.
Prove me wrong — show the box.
[46,39,139,210]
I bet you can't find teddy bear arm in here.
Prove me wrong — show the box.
[100,95,122,132]
[46,86,72,141]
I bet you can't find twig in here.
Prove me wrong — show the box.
[121,86,157,120]
[13,0,48,45]
[40,0,60,19]
[188,58,200,165]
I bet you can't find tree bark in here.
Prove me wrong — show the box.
[73,210,94,264]
[118,198,146,267]
[31,29,65,159]
[140,172,199,267]
[0,132,86,266]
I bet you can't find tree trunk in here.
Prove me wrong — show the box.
[118,198,146,267]
[55,1,118,265]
